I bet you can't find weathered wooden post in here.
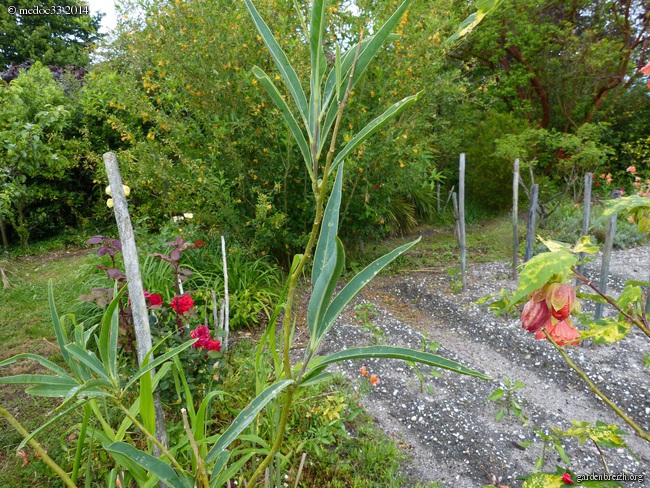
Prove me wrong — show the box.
[512,159,520,279]
[459,153,467,291]
[577,173,593,276]
[524,183,539,262]
[452,192,460,242]
[595,189,620,320]
[103,152,169,454]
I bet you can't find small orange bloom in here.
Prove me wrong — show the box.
[359,365,368,377]
[369,374,380,386]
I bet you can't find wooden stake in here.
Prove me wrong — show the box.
[577,173,593,276]
[524,184,539,262]
[595,189,620,320]
[103,152,169,455]
[459,153,467,291]
[512,159,520,279]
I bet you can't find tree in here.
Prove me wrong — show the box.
[0,0,103,69]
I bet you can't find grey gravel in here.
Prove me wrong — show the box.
[318,246,650,487]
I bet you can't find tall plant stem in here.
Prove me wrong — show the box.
[0,407,77,488]
[248,29,365,488]
[113,401,185,472]
[71,402,91,484]
[543,330,650,443]
[181,408,209,488]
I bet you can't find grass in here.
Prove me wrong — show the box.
[0,249,94,487]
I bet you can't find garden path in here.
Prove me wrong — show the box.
[320,247,650,487]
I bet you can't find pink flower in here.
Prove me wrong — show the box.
[171,294,194,314]
[359,365,368,377]
[626,165,637,174]
[369,374,380,386]
[521,299,551,333]
[545,283,579,320]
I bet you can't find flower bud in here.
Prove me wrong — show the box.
[106,198,114,208]
[521,299,551,333]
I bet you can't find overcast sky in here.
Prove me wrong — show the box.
[87,0,117,33]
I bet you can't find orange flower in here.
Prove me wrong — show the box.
[369,374,380,386]
[359,365,368,377]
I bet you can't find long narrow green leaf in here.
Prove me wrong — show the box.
[172,355,196,422]
[99,286,127,382]
[123,339,196,392]
[205,379,293,463]
[65,344,111,382]
[17,400,89,451]
[139,351,156,436]
[330,93,420,172]
[209,450,231,485]
[447,0,504,42]
[312,163,344,284]
[25,385,84,397]
[48,281,70,364]
[116,362,171,440]
[0,374,78,386]
[321,33,400,121]
[308,238,344,340]
[105,442,184,488]
[58,379,113,411]
[309,0,327,141]
[243,0,308,128]
[210,452,256,488]
[194,390,227,458]
[317,238,420,342]
[251,66,313,172]
[303,346,491,384]
[0,353,72,378]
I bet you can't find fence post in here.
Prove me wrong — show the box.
[103,152,169,455]
[459,153,467,291]
[577,173,593,277]
[524,184,539,262]
[595,189,620,320]
[512,159,520,279]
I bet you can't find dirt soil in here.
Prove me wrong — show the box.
[318,246,650,487]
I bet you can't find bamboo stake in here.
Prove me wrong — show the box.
[221,235,230,353]
[512,159,520,279]
[103,152,169,456]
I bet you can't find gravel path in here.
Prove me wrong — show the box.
[320,246,650,487]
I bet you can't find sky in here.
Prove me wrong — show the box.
[87,0,117,33]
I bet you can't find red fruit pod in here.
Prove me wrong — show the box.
[521,299,552,333]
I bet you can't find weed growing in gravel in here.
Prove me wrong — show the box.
[485,377,528,425]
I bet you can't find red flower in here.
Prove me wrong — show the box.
[546,283,579,320]
[190,325,211,349]
[194,239,207,248]
[144,291,163,307]
[562,472,574,484]
[171,294,194,314]
[190,326,221,352]
[523,283,581,346]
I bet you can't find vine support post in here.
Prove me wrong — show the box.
[458,153,467,291]
[524,183,539,262]
[103,152,169,457]
[595,189,620,320]
[512,158,520,279]
[577,172,593,277]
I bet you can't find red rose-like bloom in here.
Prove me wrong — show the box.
[190,325,211,349]
[562,472,574,484]
[206,340,221,351]
[144,291,163,307]
[171,294,194,314]
[521,299,552,333]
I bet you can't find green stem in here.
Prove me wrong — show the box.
[71,402,92,484]
[0,407,77,488]
[543,329,650,443]
[181,408,209,488]
[113,401,185,471]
